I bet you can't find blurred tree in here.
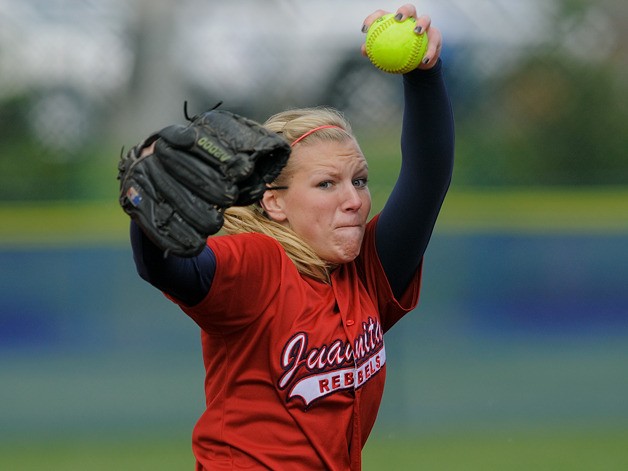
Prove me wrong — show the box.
[0,95,69,200]
[452,0,628,187]
[1,0,627,201]
[0,93,120,201]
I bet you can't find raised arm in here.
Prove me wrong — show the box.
[375,58,454,298]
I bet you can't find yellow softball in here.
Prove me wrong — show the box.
[365,14,428,74]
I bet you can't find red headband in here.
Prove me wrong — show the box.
[290,125,345,147]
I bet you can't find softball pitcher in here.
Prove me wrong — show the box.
[119,4,453,469]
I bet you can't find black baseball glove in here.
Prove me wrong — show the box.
[118,108,291,257]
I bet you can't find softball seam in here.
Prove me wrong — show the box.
[366,16,425,74]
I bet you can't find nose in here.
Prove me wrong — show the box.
[340,183,363,212]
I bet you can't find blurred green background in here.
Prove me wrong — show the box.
[1,0,627,469]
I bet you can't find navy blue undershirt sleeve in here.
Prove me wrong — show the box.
[375,59,455,299]
[130,221,215,306]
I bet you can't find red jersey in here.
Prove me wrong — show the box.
[171,216,421,470]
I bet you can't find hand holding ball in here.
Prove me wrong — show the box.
[365,14,428,74]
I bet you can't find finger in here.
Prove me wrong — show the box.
[394,3,418,22]
[413,14,431,35]
[158,124,195,148]
[140,142,156,158]
[361,9,389,33]
[142,156,225,236]
[155,141,239,207]
[419,26,443,69]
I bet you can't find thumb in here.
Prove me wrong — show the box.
[157,124,196,148]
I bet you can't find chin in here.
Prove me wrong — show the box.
[317,230,365,264]
[329,243,363,264]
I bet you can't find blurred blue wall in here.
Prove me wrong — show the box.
[1,233,627,441]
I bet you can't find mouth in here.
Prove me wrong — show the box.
[334,224,364,230]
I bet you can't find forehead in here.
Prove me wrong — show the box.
[290,138,367,172]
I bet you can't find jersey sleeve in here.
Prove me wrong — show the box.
[168,233,288,334]
[359,214,422,333]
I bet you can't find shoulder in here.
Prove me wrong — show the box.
[208,231,285,256]
[207,232,289,271]
[184,232,295,332]
[208,231,283,249]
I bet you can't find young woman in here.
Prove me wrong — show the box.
[129,4,454,469]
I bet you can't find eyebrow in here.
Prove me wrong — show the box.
[308,167,369,182]
[309,159,369,174]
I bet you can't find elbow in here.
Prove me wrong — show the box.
[129,220,161,286]
[132,251,153,284]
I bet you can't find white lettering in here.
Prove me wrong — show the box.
[278,317,386,404]
[288,347,386,406]
[279,332,307,389]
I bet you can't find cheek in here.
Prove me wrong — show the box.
[363,192,372,213]
[299,200,332,231]
[287,196,338,243]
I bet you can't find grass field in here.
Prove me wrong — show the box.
[1,427,627,470]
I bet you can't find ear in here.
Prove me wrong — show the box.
[260,190,288,223]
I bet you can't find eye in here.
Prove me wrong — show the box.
[317,181,333,189]
[353,177,368,188]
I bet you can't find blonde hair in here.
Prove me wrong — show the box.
[222,107,354,283]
